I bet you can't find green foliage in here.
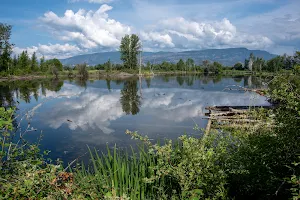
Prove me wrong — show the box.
[43,58,63,72]
[268,75,300,114]
[286,158,300,200]
[177,59,185,71]
[73,145,159,200]
[226,75,300,199]
[0,24,61,77]
[233,62,244,70]
[120,34,141,70]
[0,107,74,199]
[104,59,112,72]
[0,23,13,72]
[30,52,39,71]
[76,63,89,78]
[265,56,285,72]
[0,24,62,77]
[128,130,236,199]
[203,61,223,74]
[294,65,300,75]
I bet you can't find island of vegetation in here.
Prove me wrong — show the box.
[0,23,299,199]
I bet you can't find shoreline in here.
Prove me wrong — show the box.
[0,70,281,82]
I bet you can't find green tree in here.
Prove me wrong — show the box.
[120,34,141,70]
[266,56,284,72]
[146,61,151,71]
[177,59,185,71]
[40,56,46,71]
[0,23,13,72]
[212,61,223,73]
[43,58,63,72]
[17,51,30,71]
[30,52,39,72]
[186,58,195,71]
[104,59,112,72]
[233,62,243,70]
[12,55,17,68]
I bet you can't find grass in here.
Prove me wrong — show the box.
[73,145,158,199]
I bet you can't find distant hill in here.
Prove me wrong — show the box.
[60,48,277,66]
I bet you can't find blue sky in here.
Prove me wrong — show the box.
[1,0,299,58]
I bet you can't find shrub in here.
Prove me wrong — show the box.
[0,107,72,199]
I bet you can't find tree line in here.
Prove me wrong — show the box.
[0,23,65,76]
[1,24,300,77]
[233,52,300,73]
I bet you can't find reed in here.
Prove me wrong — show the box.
[73,144,165,199]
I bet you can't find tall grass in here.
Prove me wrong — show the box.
[73,145,168,199]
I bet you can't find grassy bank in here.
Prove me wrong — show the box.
[0,75,299,199]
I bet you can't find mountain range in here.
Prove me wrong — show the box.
[60,48,277,66]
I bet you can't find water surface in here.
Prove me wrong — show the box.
[0,75,269,163]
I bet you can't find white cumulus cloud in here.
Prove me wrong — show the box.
[144,17,273,51]
[13,43,83,59]
[40,5,131,50]
[141,31,175,48]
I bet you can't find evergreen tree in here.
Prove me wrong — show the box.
[18,51,30,71]
[12,55,17,68]
[177,59,185,71]
[0,23,13,72]
[40,56,46,71]
[30,52,38,72]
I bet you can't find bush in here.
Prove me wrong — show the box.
[125,129,241,199]
[0,107,72,199]
[294,65,300,75]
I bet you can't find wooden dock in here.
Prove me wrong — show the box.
[204,105,272,133]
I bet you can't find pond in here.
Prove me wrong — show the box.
[0,75,270,164]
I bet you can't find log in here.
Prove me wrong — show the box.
[213,119,260,123]
[204,115,248,120]
[205,119,212,134]
[229,108,248,114]
[205,106,272,112]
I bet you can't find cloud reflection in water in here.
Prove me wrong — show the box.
[40,83,269,135]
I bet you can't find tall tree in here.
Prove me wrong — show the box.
[40,56,46,71]
[177,59,185,71]
[245,53,255,71]
[30,52,38,71]
[186,58,195,71]
[18,51,30,70]
[120,34,141,70]
[0,23,13,72]
[12,55,17,68]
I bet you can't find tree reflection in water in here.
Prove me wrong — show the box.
[120,79,141,115]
